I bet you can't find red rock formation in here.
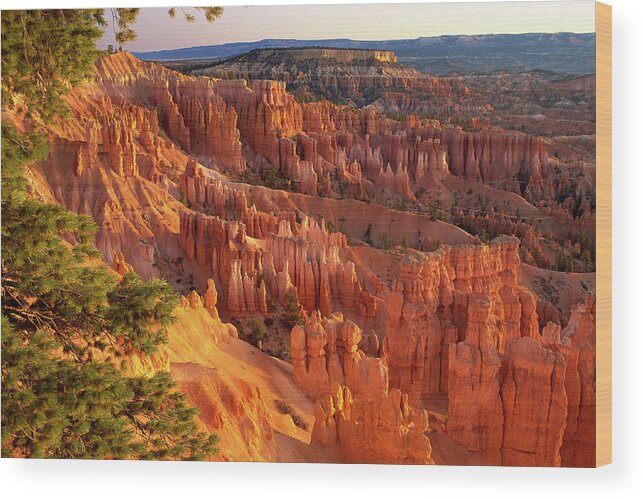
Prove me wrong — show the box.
[179,160,286,240]
[298,161,318,195]
[174,91,245,172]
[445,305,568,466]
[214,79,303,179]
[291,311,388,400]
[176,54,571,216]
[204,278,220,321]
[111,250,134,275]
[311,383,434,464]
[267,48,399,64]
[177,200,373,318]
[197,48,470,118]
[556,295,597,467]
[35,107,178,279]
[375,163,413,199]
[227,258,268,316]
[446,295,504,461]
[263,215,375,316]
[500,337,568,466]
[50,53,584,231]
[181,159,244,213]
[338,160,364,199]
[178,210,268,315]
[94,52,245,171]
[383,236,538,403]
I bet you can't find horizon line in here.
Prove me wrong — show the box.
[132,31,596,55]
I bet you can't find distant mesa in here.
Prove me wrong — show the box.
[187,45,467,110]
[242,47,398,64]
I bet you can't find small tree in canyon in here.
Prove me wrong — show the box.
[281,293,304,329]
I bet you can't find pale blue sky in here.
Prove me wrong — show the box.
[100,1,596,52]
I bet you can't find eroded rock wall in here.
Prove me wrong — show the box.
[291,312,388,400]
[312,384,434,464]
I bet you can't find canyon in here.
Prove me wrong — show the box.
[12,50,596,466]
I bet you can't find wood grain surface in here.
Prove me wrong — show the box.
[596,1,612,468]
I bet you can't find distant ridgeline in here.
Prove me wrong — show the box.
[134,33,596,75]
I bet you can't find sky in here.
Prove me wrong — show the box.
[98,1,596,52]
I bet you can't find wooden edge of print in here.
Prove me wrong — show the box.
[596,1,612,468]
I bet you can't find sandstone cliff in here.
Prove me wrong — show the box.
[291,311,388,400]
[312,383,434,464]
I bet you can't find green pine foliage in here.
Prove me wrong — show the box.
[2,317,134,459]
[1,9,107,121]
[281,293,304,329]
[107,273,178,354]
[168,7,223,24]
[2,317,218,460]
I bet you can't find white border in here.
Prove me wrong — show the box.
[1,1,641,497]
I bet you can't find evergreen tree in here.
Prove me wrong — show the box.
[1,8,223,460]
[2,9,111,121]
[281,293,304,329]
[107,273,178,354]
